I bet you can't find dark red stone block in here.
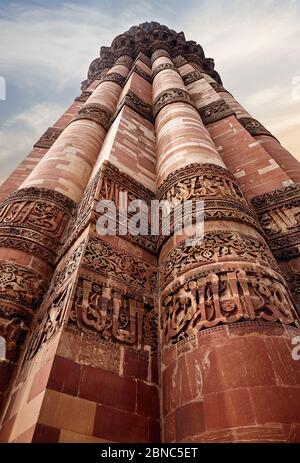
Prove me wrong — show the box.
[149,418,161,443]
[151,354,159,384]
[123,350,148,381]
[48,355,81,397]
[137,381,159,419]
[163,411,176,443]
[32,423,60,443]
[79,365,136,412]
[203,388,256,431]
[250,386,300,424]
[0,360,13,391]
[175,401,204,442]
[94,405,148,442]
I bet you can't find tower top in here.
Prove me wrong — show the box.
[83,22,221,90]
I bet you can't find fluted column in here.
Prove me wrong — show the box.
[153,50,300,443]
[0,55,133,406]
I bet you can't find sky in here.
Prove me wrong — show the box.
[0,0,300,184]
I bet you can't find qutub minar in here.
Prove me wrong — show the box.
[0,21,299,443]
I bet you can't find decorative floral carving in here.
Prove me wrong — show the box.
[252,185,300,260]
[0,187,76,261]
[0,262,48,359]
[182,71,203,85]
[112,90,153,123]
[25,285,72,362]
[100,72,126,87]
[239,117,275,138]
[198,99,234,125]
[158,163,248,206]
[22,241,85,362]
[72,103,112,131]
[161,267,300,345]
[34,127,63,149]
[161,232,279,287]
[83,237,157,295]
[153,87,194,118]
[69,277,157,351]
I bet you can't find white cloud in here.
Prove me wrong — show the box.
[1,0,300,187]
[0,102,64,183]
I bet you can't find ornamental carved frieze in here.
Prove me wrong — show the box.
[72,103,112,131]
[96,160,154,204]
[25,285,72,363]
[0,262,49,359]
[158,163,249,206]
[161,264,300,345]
[153,87,194,118]
[85,23,222,90]
[99,72,126,87]
[75,91,92,102]
[286,271,300,314]
[112,90,153,123]
[156,163,260,249]
[157,200,261,250]
[182,71,203,85]
[151,63,179,81]
[173,56,188,67]
[239,117,274,138]
[61,161,157,256]
[0,188,76,263]
[132,64,151,83]
[198,99,235,125]
[161,231,279,287]
[209,81,230,94]
[68,275,158,351]
[34,127,63,149]
[83,236,157,297]
[22,240,85,364]
[252,185,300,260]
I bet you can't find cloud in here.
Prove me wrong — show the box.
[0,0,300,186]
[0,102,64,183]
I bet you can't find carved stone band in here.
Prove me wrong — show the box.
[0,187,76,263]
[161,264,300,345]
[72,103,113,131]
[0,261,49,359]
[153,87,194,118]
[209,81,231,95]
[111,90,153,123]
[198,99,235,125]
[151,63,179,81]
[99,72,126,87]
[158,162,246,201]
[182,71,203,85]
[75,91,92,102]
[239,117,275,139]
[161,231,279,288]
[132,65,151,83]
[34,127,63,149]
[251,185,300,260]
[173,56,188,67]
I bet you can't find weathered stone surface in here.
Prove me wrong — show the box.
[0,22,299,445]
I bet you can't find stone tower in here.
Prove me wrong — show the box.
[0,22,299,443]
